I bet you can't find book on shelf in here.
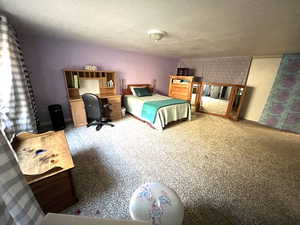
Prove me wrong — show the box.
[107,80,114,87]
[74,75,79,88]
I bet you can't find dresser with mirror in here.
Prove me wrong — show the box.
[197,82,247,120]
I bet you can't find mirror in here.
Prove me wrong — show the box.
[228,87,245,120]
[200,84,231,115]
[198,82,247,120]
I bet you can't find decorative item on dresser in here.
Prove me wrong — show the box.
[63,69,122,127]
[84,65,97,71]
[176,67,190,76]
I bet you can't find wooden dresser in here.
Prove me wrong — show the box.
[168,75,202,111]
[63,69,122,127]
[168,75,194,101]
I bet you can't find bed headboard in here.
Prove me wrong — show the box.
[123,84,154,95]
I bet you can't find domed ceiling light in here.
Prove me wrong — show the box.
[147,29,166,42]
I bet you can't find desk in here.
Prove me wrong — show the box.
[69,94,122,128]
[63,69,122,127]
[12,131,77,213]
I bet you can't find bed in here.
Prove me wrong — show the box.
[123,84,191,130]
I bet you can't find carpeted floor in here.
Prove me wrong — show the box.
[64,113,300,225]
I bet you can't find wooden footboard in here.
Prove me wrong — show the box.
[127,113,156,129]
[127,113,189,130]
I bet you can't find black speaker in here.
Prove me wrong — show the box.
[177,68,190,76]
[48,104,65,131]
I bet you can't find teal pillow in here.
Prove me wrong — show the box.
[133,87,152,97]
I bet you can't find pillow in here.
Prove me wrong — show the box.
[133,87,152,97]
[130,86,146,96]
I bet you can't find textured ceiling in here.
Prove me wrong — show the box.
[1,0,300,58]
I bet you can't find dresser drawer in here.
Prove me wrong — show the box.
[110,103,121,110]
[107,96,121,121]
[108,98,121,105]
[110,105,121,120]
[111,111,122,120]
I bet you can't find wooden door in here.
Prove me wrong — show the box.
[70,100,87,127]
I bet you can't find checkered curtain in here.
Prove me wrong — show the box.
[0,129,44,225]
[0,15,39,140]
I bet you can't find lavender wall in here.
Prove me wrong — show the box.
[19,35,178,125]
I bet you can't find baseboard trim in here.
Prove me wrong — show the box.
[38,118,72,133]
[241,119,299,135]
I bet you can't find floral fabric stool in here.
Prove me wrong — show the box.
[129,183,184,225]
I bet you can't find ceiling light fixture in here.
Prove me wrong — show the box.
[147,29,166,42]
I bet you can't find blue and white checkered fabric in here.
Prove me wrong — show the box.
[0,129,44,225]
[0,15,39,140]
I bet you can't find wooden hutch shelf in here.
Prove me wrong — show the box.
[64,69,116,97]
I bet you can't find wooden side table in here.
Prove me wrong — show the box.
[12,131,77,213]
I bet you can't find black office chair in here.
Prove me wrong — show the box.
[82,93,114,131]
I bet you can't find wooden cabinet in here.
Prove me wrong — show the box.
[30,170,77,213]
[70,99,87,127]
[107,95,122,120]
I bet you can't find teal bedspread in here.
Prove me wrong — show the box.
[141,99,188,123]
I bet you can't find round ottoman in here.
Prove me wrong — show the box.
[129,183,184,225]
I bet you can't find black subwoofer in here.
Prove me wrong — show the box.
[176,67,190,76]
[48,104,65,131]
